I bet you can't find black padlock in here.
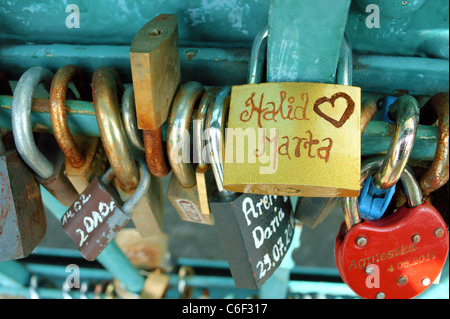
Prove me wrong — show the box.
[207,87,295,289]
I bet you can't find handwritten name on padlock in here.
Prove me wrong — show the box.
[224,82,361,197]
[235,194,295,283]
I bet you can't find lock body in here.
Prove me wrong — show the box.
[167,174,213,225]
[210,192,295,289]
[223,82,361,197]
[335,201,449,299]
[61,175,129,261]
[0,147,46,262]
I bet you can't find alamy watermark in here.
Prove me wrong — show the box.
[66,4,80,29]
[65,263,80,289]
[365,4,380,29]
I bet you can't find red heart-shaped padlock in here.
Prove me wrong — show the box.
[335,201,448,299]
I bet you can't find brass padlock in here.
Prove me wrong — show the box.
[1,134,46,262]
[130,14,180,178]
[92,66,163,237]
[223,30,361,197]
[167,81,216,224]
[11,66,79,207]
[49,64,109,194]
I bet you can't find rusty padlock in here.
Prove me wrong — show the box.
[11,66,79,207]
[166,81,213,224]
[419,92,449,197]
[92,66,163,237]
[335,156,449,299]
[130,14,180,178]
[49,64,109,194]
[61,157,151,261]
[0,134,46,262]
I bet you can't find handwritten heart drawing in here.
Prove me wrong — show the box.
[313,92,355,128]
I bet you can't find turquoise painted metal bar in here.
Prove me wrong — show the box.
[0,44,448,94]
[266,0,351,83]
[39,186,146,294]
[0,95,440,160]
[0,260,30,288]
[1,0,446,59]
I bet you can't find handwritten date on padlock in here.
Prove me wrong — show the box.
[61,177,129,261]
[234,195,295,285]
[335,202,449,299]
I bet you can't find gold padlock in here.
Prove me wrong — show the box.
[223,35,361,197]
[167,81,216,224]
[130,14,180,179]
[49,64,108,194]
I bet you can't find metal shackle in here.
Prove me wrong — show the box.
[100,157,151,217]
[0,70,12,95]
[121,86,145,153]
[49,64,93,167]
[92,66,139,193]
[372,95,420,189]
[195,87,220,171]
[11,66,55,179]
[343,156,423,231]
[420,92,449,196]
[167,81,205,188]
[248,26,352,86]
[206,86,234,197]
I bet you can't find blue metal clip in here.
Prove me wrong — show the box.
[381,96,397,124]
[358,175,396,220]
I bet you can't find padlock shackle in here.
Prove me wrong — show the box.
[247,26,352,86]
[0,70,12,95]
[420,92,449,195]
[343,156,423,230]
[336,34,352,86]
[372,95,420,189]
[92,66,140,193]
[167,81,205,188]
[195,87,220,170]
[11,66,55,179]
[99,157,150,216]
[248,24,268,85]
[121,86,145,153]
[207,86,235,197]
[49,65,93,168]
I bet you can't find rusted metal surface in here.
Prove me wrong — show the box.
[49,64,92,168]
[360,98,377,134]
[61,158,150,261]
[92,66,139,193]
[167,81,205,188]
[1,147,46,262]
[61,174,128,261]
[0,71,12,95]
[143,127,171,178]
[420,92,449,195]
[32,132,80,207]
